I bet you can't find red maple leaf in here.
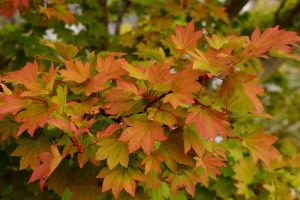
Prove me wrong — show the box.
[186,106,230,140]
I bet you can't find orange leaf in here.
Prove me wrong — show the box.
[29,145,63,190]
[4,60,58,96]
[242,128,279,166]
[59,60,90,83]
[15,104,53,136]
[0,95,31,115]
[244,26,300,58]
[97,123,123,137]
[142,152,165,174]
[0,0,29,17]
[97,54,127,79]
[119,115,166,155]
[38,2,75,24]
[196,153,226,176]
[158,129,193,171]
[104,80,143,116]
[186,106,230,140]
[163,69,201,108]
[164,168,200,196]
[171,19,202,51]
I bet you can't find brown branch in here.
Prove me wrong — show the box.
[225,0,249,19]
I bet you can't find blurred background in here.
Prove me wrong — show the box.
[0,0,299,199]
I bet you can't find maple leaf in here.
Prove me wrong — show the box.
[0,115,19,141]
[195,153,226,176]
[47,162,73,196]
[233,157,259,185]
[77,137,99,168]
[41,63,59,92]
[211,6,229,24]
[97,166,145,198]
[186,106,230,140]
[4,60,40,93]
[15,104,53,136]
[163,69,201,108]
[242,128,279,166]
[142,151,165,175]
[10,138,50,170]
[144,170,161,189]
[97,54,127,79]
[0,95,31,115]
[189,47,235,75]
[83,55,128,96]
[43,41,81,61]
[121,62,145,80]
[171,19,202,51]
[12,0,29,9]
[221,72,266,115]
[240,74,265,114]
[97,123,123,137]
[95,135,129,169]
[119,116,166,155]
[244,26,300,58]
[183,125,205,156]
[104,80,143,116]
[3,60,58,96]
[164,167,200,196]
[143,63,171,87]
[122,62,171,92]
[0,0,29,17]
[158,129,193,171]
[38,2,75,24]
[147,103,184,128]
[59,60,90,83]
[29,145,63,189]
[83,75,107,96]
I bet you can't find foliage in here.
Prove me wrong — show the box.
[1,0,300,200]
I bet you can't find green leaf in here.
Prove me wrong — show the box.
[11,138,50,170]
